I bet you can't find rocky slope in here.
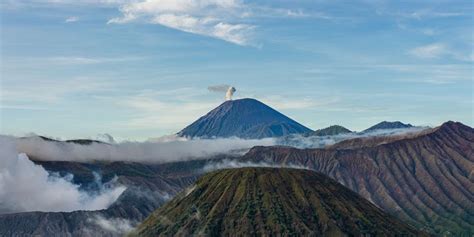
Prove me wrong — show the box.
[178,98,312,139]
[238,121,474,235]
[134,168,424,236]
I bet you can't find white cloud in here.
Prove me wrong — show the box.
[108,0,255,46]
[14,135,275,163]
[408,43,473,62]
[90,215,135,235]
[5,0,320,46]
[408,9,466,19]
[409,43,447,59]
[202,159,310,172]
[0,136,126,214]
[65,16,79,22]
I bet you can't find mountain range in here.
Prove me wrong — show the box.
[239,121,474,235]
[1,98,472,236]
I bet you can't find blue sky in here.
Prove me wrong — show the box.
[1,0,473,140]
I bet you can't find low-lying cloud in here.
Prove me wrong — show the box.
[15,135,275,163]
[9,127,428,164]
[0,136,126,214]
[89,215,135,235]
[277,127,429,149]
[202,159,310,172]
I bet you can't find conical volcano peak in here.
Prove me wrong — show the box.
[178,98,312,139]
[135,168,425,237]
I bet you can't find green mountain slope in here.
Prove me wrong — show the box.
[135,168,424,236]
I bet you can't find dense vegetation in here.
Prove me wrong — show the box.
[135,168,423,236]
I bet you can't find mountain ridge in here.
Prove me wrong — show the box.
[240,121,474,235]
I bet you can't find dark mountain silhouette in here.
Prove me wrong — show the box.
[134,168,424,237]
[178,98,312,139]
[363,121,413,132]
[33,136,106,145]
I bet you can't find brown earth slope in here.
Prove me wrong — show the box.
[239,121,474,235]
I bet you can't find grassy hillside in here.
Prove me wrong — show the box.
[135,168,424,236]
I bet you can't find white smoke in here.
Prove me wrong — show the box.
[0,136,126,214]
[225,86,236,100]
[208,84,236,100]
[14,135,275,163]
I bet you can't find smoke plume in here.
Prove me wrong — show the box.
[208,84,236,100]
[0,136,126,214]
[225,87,236,100]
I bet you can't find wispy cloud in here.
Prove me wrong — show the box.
[408,43,473,62]
[106,0,319,46]
[259,95,339,110]
[45,56,144,65]
[407,9,467,19]
[65,16,79,23]
[5,56,145,66]
[107,0,256,45]
[409,43,447,59]
[114,92,216,130]
[2,77,112,104]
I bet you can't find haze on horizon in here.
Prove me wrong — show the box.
[0,0,473,140]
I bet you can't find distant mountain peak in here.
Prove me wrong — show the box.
[363,121,413,132]
[178,98,312,139]
[311,125,352,136]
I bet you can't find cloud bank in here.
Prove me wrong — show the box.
[277,127,429,149]
[8,127,429,165]
[15,135,275,163]
[202,159,310,172]
[0,136,126,214]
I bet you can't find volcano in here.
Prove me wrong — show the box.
[134,168,424,236]
[178,98,312,139]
